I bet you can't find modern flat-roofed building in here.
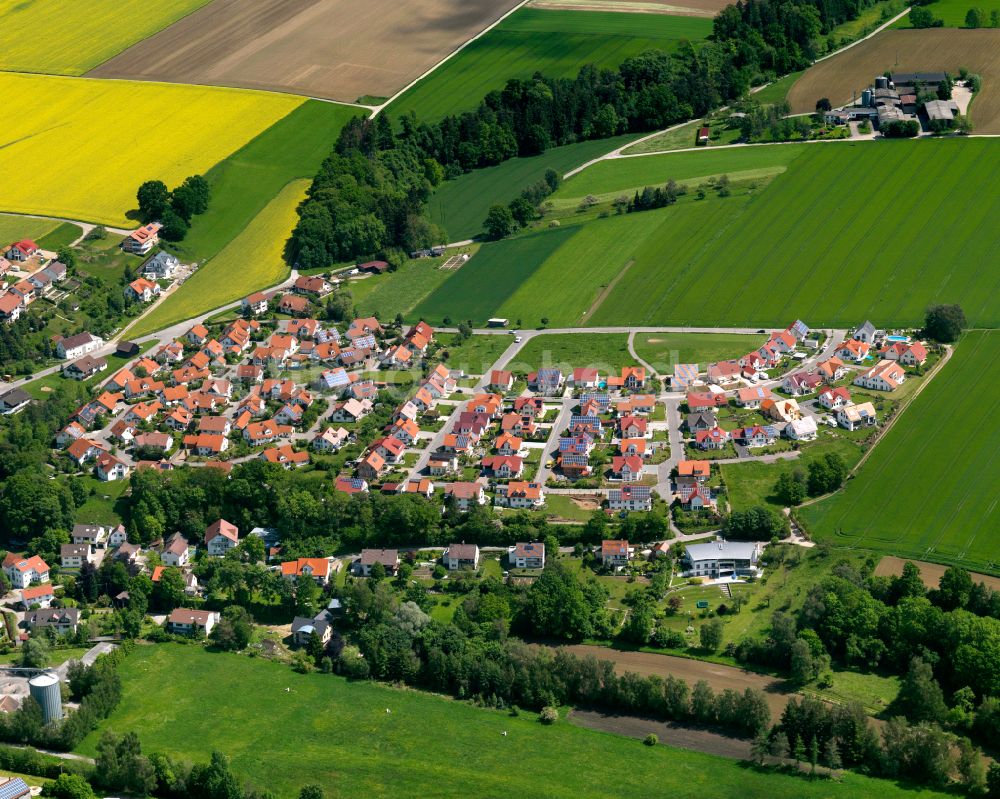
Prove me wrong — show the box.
[682,539,763,579]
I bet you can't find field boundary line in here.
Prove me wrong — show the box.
[370,0,533,116]
[795,341,953,515]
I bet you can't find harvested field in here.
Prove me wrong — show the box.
[528,0,729,16]
[87,0,523,104]
[874,556,1000,593]
[787,29,1000,133]
[563,644,795,718]
[570,711,752,759]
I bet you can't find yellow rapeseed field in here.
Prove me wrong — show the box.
[128,180,309,338]
[0,73,304,226]
[0,0,211,75]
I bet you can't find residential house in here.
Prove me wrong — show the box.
[72,523,106,548]
[428,452,459,476]
[782,371,823,396]
[61,543,92,569]
[244,420,294,446]
[527,368,565,396]
[56,332,104,360]
[205,519,239,556]
[508,542,545,569]
[836,402,877,431]
[618,415,648,439]
[445,482,487,511]
[495,433,522,456]
[835,339,870,363]
[122,223,161,255]
[293,275,332,297]
[312,427,350,453]
[685,412,718,433]
[513,396,545,418]
[357,450,386,482]
[736,386,771,408]
[242,291,269,316]
[4,239,37,261]
[610,455,643,483]
[444,543,480,571]
[20,583,55,609]
[261,445,310,468]
[818,386,852,410]
[607,485,652,512]
[0,388,31,414]
[125,277,161,303]
[854,359,906,392]
[280,558,333,586]
[2,554,50,589]
[687,390,728,410]
[0,293,22,323]
[291,615,331,646]
[95,452,130,482]
[600,539,631,569]
[56,421,87,448]
[559,452,591,477]
[142,251,179,280]
[677,460,711,483]
[816,356,847,382]
[26,608,80,636]
[66,437,107,466]
[682,540,763,579]
[335,477,369,495]
[571,367,601,389]
[330,398,373,423]
[494,481,544,509]
[161,533,190,567]
[734,425,775,448]
[167,608,218,636]
[108,526,128,547]
[355,548,399,577]
[706,360,742,385]
[481,455,523,479]
[785,416,818,441]
[853,320,878,344]
[182,432,228,457]
[762,398,801,423]
[279,294,311,316]
[619,438,647,458]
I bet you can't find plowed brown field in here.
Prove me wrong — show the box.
[874,556,1000,592]
[788,29,1000,133]
[87,0,522,103]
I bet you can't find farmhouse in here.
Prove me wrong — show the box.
[682,540,763,579]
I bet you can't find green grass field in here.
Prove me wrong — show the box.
[631,332,764,371]
[513,333,634,373]
[352,254,457,319]
[389,9,712,123]
[799,331,1000,574]
[0,216,80,248]
[893,0,1000,26]
[751,70,807,105]
[130,180,308,338]
[430,135,638,241]
[0,0,210,75]
[438,333,513,376]
[170,101,363,265]
[556,144,810,201]
[80,644,952,799]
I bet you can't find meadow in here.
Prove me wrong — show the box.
[0,73,304,225]
[631,332,765,371]
[430,134,638,241]
[513,333,634,373]
[129,181,308,338]
[389,9,712,123]
[351,254,456,319]
[0,0,209,75]
[79,644,953,799]
[799,330,1000,575]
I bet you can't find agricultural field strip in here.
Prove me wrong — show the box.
[800,331,1000,572]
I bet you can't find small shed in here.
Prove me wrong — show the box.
[116,341,140,358]
[696,127,710,145]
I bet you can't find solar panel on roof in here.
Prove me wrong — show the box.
[0,777,30,799]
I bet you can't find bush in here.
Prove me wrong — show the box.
[539,706,559,724]
[644,733,659,746]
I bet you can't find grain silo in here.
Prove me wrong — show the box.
[28,673,62,724]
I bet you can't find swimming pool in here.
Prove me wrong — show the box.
[885,335,910,343]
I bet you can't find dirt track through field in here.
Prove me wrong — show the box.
[788,29,1000,133]
[570,710,753,758]
[563,644,796,718]
[874,556,1000,591]
[528,0,728,16]
[87,0,522,103]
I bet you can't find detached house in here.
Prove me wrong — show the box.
[508,542,545,569]
[242,291,269,316]
[607,485,652,512]
[854,359,906,392]
[610,455,643,483]
[734,425,775,448]
[444,482,487,511]
[3,554,50,589]
[356,548,399,577]
[736,386,771,409]
[495,481,544,509]
[836,402,877,431]
[527,368,565,396]
[280,558,333,586]
[818,386,852,410]
[168,608,218,636]
[816,357,847,382]
[205,519,239,556]
[600,539,631,570]
[835,339,870,363]
[125,277,161,303]
[161,533,190,567]
[122,223,161,255]
[481,455,524,479]
[443,543,480,571]
[57,332,104,360]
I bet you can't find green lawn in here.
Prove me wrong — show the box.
[437,333,513,376]
[23,352,133,400]
[129,180,308,338]
[169,100,364,265]
[0,646,91,666]
[721,436,865,513]
[513,333,634,373]
[389,9,712,123]
[622,118,743,155]
[429,135,639,242]
[0,215,66,246]
[37,222,84,250]
[543,494,596,522]
[805,669,901,716]
[79,644,953,799]
[751,70,807,105]
[632,332,765,372]
[892,0,999,26]
[800,331,1000,575]
[827,0,903,41]
[69,475,130,526]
